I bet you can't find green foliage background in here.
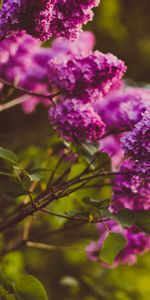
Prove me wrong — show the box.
[0,0,150,299]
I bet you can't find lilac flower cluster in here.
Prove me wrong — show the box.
[0,0,100,40]
[87,85,150,266]
[87,221,150,266]
[49,99,105,142]
[94,87,150,131]
[0,31,51,112]
[48,51,126,103]
[0,31,39,83]
[0,0,21,39]
[121,111,150,173]
[0,0,150,269]
[111,159,150,212]
[0,30,101,115]
[48,31,96,61]
[47,36,126,141]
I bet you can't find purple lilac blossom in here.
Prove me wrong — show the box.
[48,31,96,62]
[0,0,100,40]
[0,0,21,39]
[48,51,126,103]
[111,159,150,212]
[94,87,150,131]
[49,99,105,142]
[0,31,39,84]
[19,59,51,113]
[121,110,150,173]
[22,31,96,112]
[0,31,51,112]
[87,220,150,266]
[33,31,96,67]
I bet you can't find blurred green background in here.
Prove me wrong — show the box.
[90,0,150,83]
[0,0,150,299]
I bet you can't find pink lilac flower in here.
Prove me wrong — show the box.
[48,31,96,61]
[87,220,150,266]
[0,0,100,41]
[48,51,126,103]
[49,98,105,142]
[33,31,96,68]
[20,54,51,113]
[111,159,150,212]
[121,110,150,173]
[94,87,150,131]
[0,31,39,84]
[0,31,51,112]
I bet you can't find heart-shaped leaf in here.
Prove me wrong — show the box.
[15,275,48,300]
[99,232,127,265]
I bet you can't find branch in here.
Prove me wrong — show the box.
[100,127,131,139]
[26,241,85,253]
[0,95,29,112]
[0,170,149,233]
[41,208,110,223]
[0,77,60,100]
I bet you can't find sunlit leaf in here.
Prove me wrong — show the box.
[15,275,48,300]
[0,147,18,165]
[99,232,127,265]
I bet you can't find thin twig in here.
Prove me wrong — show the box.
[0,95,29,112]
[99,128,131,140]
[46,152,68,191]
[41,208,110,224]
[0,77,60,101]
[26,241,85,253]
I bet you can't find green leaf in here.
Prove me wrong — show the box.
[29,167,54,181]
[82,197,110,209]
[75,141,99,164]
[13,167,31,190]
[15,275,48,300]
[0,147,18,165]
[99,232,127,265]
[81,142,98,157]
[99,208,113,219]
[66,210,88,218]
[135,211,150,234]
[114,209,136,228]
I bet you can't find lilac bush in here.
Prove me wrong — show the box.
[0,1,149,287]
